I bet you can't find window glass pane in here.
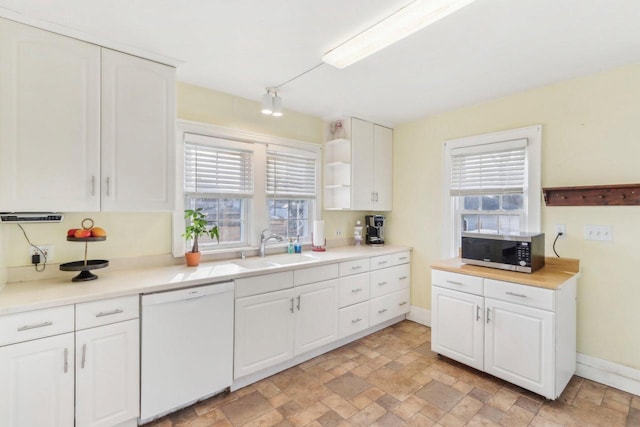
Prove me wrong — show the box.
[479,215,498,232]
[502,194,523,210]
[463,196,480,210]
[185,197,245,246]
[481,195,500,211]
[462,214,479,232]
[268,199,311,241]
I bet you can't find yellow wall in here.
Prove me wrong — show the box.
[390,62,640,370]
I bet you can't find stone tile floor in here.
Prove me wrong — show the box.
[144,321,640,427]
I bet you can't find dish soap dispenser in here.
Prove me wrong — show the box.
[294,235,302,253]
[287,238,294,254]
[354,220,363,246]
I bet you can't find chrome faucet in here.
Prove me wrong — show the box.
[259,229,283,257]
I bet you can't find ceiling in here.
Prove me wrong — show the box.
[2,0,640,127]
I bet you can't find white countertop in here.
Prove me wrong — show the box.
[0,245,411,316]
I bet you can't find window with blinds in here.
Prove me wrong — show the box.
[266,149,317,241]
[184,136,253,248]
[450,139,528,235]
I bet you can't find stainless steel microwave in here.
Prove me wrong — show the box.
[461,232,545,273]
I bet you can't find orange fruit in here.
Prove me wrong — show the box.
[90,227,107,237]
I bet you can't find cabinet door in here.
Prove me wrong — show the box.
[350,118,374,210]
[235,289,294,378]
[0,18,101,212]
[373,124,393,211]
[0,333,74,427]
[431,286,484,371]
[76,319,140,427]
[101,49,175,211]
[484,298,554,398]
[294,279,339,355]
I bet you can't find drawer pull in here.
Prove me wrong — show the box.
[96,309,124,318]
[399,276,408,280]
[505,291,527,298]
[446,280,463,286]
[351,288,363,293]
[378,260,388,265]
[17,321,53,332]
[351,318,362,323]
[378,281,388,286]
[399,301,408,306]
[398,256,408,260]
[378,308,388,314]
[351,265,363,270]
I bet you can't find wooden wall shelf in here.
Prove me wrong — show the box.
[543,184,640,206]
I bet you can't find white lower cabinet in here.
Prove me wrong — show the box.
[338,301,370,339]
[0,333,75,427]
[431,269,576,399]
[294,280,339,355]
[0,295,139,427]
[75,319,140,427]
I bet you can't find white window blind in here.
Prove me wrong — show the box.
[184,140,253,198]
[266,150,317,198]
[450,139,527,196]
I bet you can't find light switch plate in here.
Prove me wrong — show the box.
[584,225,612,241]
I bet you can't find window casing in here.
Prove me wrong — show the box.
[442,126,541,257]
[174,121,321,256]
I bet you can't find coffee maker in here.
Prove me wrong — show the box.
[365,215,385,246]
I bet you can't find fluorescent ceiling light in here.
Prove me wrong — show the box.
[322,0,477,69]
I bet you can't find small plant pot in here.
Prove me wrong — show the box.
[185,251,201,267]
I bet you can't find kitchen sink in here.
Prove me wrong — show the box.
[232,253,317,270]
[232,259,278,269]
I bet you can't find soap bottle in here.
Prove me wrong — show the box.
[354,220,363,246]
[287,238,294,254]
[294,235,302,253]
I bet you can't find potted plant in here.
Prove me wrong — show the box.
[183,208,219,266]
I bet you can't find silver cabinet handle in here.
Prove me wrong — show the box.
[399,256,408,261]
[378,308,388,314]
[351,265,362,270]
[81,343,87,369]
[296,295,301,311]
[486,307,491,323]
[375,192,379,202]
[476,305,481,321]
[378,281,388,286]
[351,288,363,293]
[399,301,408,306]
[446,280,463,286]
[17,321,53,332]
[96,309,123,318]
[290,297,294,313]
[91,176,96,196]
[399,276,408,280]
[505,291,527,298]
[64,348,69,373]
[106,177,111,196]
[378,260,388,265]
[351,318,362,323]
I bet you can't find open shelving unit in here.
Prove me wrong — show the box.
[323,138,351,210]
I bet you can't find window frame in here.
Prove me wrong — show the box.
[173,120,321,257]
[441,125,542,258]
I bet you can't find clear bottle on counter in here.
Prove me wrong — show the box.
[354,220,363,246]
[287,238,294,254]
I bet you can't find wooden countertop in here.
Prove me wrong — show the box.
[431,257,580,290]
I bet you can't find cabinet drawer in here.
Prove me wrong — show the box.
[370,251,410,270]
[76,295,139,330]
[294,263,339,286]
[339,273,370,308]
[485,279,555,311]
[369,288,410,326]
[235,271,293,298]
[0,305,75,346]
[338,301,369,339]
[339,258,370,277]
[370,264,410,298]
[431,269,483,296]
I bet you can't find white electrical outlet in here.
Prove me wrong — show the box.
[336,230,342,236]
[584,225,613,241]
[29,244,53,263]
[555,224,566,239]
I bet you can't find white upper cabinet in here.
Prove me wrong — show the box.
[101,49,175,211]
[0,18,101,212]
[323,117,393,211]
[0,18,175,212]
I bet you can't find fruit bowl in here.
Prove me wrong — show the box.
[61,217,109,282]
[66,236,107,242]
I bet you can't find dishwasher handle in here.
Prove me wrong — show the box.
[142,281,234,306]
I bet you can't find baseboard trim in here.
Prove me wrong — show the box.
[576,353,640,396]
[407,306,431,327]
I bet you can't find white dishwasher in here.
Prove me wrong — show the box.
[140,281,234,423]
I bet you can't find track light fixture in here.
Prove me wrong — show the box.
[261,88,282,117]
